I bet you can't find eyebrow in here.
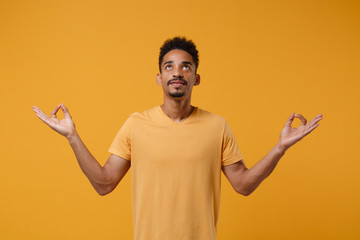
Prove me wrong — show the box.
[163,61,193,66]
[163,61,173,66]
[182,61,193,66]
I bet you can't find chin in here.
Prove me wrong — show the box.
[169,92,186,98]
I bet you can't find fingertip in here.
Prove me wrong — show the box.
[60,103,69,113]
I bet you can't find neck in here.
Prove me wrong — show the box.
[160,96,194,123]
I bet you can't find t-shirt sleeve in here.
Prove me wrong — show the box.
[108,117,132,160]
[221,120,243,166]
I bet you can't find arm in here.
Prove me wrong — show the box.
[222,112,323,196]
[32,103,131,196]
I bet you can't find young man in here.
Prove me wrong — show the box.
[32,37,323,240]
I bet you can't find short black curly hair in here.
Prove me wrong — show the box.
[159,36,199,73]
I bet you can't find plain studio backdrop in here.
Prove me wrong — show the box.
[0,0,359,239]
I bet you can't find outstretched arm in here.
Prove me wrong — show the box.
[222,113,323,196]
[32,103,130,195]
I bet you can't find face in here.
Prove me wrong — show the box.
[156,49,200,99]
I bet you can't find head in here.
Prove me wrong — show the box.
[157,37,200,99]
[159,36,199,73]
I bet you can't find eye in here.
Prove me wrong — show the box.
[165,65,172,70]
[183,65,190,70]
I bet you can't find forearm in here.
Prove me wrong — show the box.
[234,112,322,196]
[33,104,115,195]
[67,131,111,193]
[240,142,287,194]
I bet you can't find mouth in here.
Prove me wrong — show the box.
[167,79,187,86]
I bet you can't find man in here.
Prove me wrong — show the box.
[32,37,323,240]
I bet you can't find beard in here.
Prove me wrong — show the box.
[169,91,185,98]
[167,78,187,98]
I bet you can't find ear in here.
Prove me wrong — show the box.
[194,74,200,86]
[156,73,162,85]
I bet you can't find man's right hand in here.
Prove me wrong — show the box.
[32,103,130,195]
[32,103,76,139]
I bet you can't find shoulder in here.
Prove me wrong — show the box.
[127,106,160,121]
[196,108,237,136]
[197,108,226,123]
[193,108,229,132]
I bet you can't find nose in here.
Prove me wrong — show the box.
[172,66,183,78]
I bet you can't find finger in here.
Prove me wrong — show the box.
[34,108,49,120]
[32,105,42,113]
[60,103,72,118]
[33,106,49,118]
[34,107,51,122]
[284,112,295,127]
[295,114,307,126]
[32,105,44,113]
[303,123,320,136]
[51,104,61,118]
[34,110,52,126]
[306,114,323,128]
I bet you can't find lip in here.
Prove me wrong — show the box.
[170,81,185,85]
[168,79,187,86]
[170,83,185,88]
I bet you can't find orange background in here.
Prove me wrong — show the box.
[1,0,359,239]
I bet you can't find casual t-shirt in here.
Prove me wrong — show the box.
[108,106,243,240]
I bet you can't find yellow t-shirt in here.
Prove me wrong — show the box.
[108,106,243,240]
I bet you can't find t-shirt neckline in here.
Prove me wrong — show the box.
[157,105,198,126]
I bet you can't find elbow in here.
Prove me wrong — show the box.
[235,183,255,196]
[238,191,251,196]
[93,173,116,196]
[95,184,113,196]
[236,188,253,196]
[97,190,109,196]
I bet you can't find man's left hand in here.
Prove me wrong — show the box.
[278,113,323,151]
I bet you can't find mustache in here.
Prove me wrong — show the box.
[167,78,188,86]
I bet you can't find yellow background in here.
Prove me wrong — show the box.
[1,0,359,239]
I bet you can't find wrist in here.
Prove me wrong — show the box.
[276,142,288,154]
[66,130,78,142]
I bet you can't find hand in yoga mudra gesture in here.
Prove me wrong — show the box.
[278,113,323,151]
[32,103,76,139]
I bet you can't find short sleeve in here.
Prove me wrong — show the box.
[221,121,243,166]
[108,117,132,160]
